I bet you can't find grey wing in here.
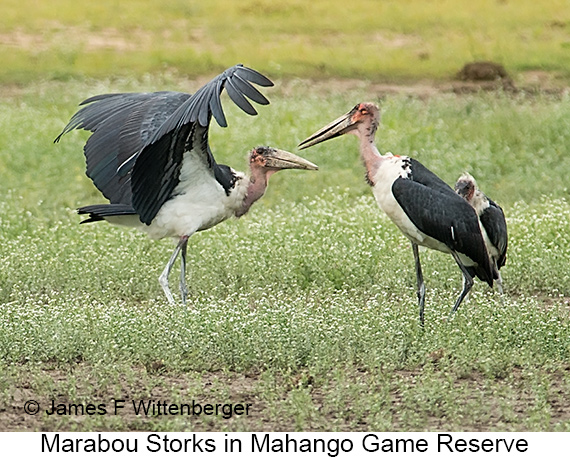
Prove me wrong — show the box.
[55,91,191,204]
[150,64,272,137]
[392,177,493,285]
[130,64,273,225]
[480,200,508,268]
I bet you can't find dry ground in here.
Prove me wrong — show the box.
[3,361,570,432]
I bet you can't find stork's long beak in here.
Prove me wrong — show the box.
[265,148,318,170]
[298,109,357,150]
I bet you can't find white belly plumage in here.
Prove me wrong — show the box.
[145,168,247,239]
[103,163,248,240]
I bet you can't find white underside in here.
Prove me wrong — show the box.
[104,154,248,240]
[143,171,247,239]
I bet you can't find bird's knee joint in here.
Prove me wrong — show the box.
[158,274,169,289]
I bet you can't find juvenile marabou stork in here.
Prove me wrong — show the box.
[455,172,508,293]
[299,102,493,324]
[56,64,317,305]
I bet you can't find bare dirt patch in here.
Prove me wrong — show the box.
[0,26,151,52]
[3,361,569,432]
[0,29,50,51]
[1,365,269,432]
[372,32,422,49]
[273,72,568,102]
[0,24,214,54]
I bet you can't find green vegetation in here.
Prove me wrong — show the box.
[1,0,569,433]
[1,0,570,83]
[1,81,569,431]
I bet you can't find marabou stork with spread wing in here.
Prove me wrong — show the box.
[299,102,493,324]
[56,64,317,305]
[455,172,507,294]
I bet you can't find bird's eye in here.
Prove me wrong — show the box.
[360,109,368,115]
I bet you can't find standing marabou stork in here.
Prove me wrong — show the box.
[56,64,318,305]
[455,172,507,293]
[299,102,493,324]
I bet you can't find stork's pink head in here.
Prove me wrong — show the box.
[349,102,380,125]
[298,102,381,150]
[248,146,318,174]
[236,147,317,218]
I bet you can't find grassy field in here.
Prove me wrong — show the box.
[1,0,570,83]
[1,78,569,431]
[1,0,570,433]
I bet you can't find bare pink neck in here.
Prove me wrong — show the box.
[235,167,271,217]
[357,126,383,185]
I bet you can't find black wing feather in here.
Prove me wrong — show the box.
[77,203,137,224]
[409,158,456,196]
[232,74,270,105]
[209,79,227,127]
[130,64,273,224]
[235,66,274,87]
[57,64,273,224]
[480,200,508,269]
[225,78,258,116]
[392,176,493,285]
[56,91,191,204]
[197,82,217,127]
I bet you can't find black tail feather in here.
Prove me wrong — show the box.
[78,204,137,224]
[466,265,495,288]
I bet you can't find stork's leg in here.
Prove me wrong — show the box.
[179,236,189,305]
[412,243,426,326]
[158,236,188,305]
[449,251,474,316]
[496,270,504,295]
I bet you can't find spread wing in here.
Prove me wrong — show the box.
[56,91,190,204]
[129,65,272,224]
[56,64,273,223]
